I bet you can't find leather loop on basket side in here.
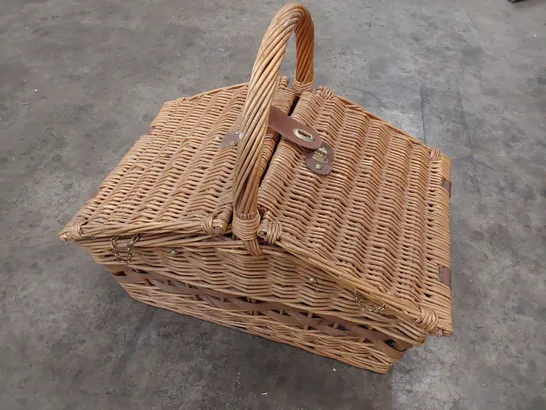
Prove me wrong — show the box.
[442,178,452,197]
[438,266,451,288]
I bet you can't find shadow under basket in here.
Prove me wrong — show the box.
[59,4,453,374]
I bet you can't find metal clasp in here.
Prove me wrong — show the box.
[354,291,387,314]
[305,142,334,175]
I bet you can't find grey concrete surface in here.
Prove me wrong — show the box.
[1,0,545,409]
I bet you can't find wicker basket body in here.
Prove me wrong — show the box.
[60,4,452,373]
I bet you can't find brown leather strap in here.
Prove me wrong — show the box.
[438,266,451,287]
[442,177,452,197]
[268,106,321,149]
[222,106,321,150]
[112,267,409,359]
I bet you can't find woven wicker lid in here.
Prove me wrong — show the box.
[256,87,453,336]
[59,3,452,337]
[59,79,297,242]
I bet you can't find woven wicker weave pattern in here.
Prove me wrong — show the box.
[59,3,452,373]
[79,238,429,346]
[59,79,296,241]
[112,267,410,373]
[258,87,452,335]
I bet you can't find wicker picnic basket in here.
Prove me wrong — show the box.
[59,4,452,373]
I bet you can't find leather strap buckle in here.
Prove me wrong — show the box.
[222,106,333,175]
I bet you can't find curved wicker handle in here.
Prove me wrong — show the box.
[232,4,314,254]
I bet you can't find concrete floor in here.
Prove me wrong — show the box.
[1,0,545,408]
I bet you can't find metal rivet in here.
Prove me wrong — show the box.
[308,277,317,284]
[237,132,243,139]
[228,140,236,146]
[170,249,178,256]
[314,163,323,170]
